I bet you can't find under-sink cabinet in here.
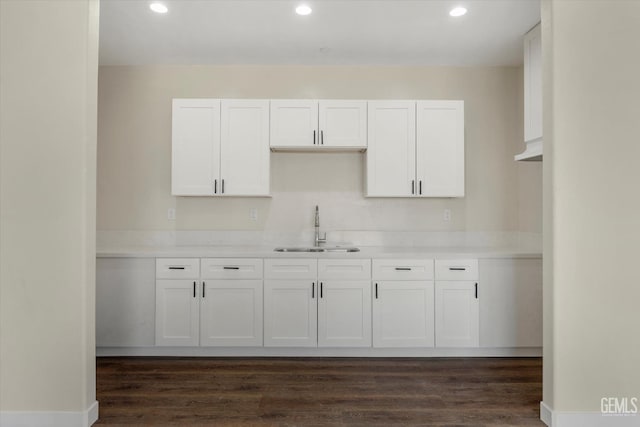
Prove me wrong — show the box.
[264,258,372,347]
[155,258,263,347]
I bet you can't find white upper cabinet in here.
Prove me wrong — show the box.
[416,100,465,197]
[367,100,464,198]
[270,99,367,150]
[516,23,543,161]
[366,101,416,197]
[172,98,270,196]
[220,99,270,196]
[172,99,220,196]
[270,100,318,148]
[318,100,367,148]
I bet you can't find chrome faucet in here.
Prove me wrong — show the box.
[314,205,327,247]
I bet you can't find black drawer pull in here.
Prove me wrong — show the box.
[168,267,185,270]
[312,282,315,299]
[223,266,240,270]
[320,282,323,298]
[475,283,478,299]
[395,267,412,271]
[202,282,206,298]
[449,267,466,271]
[193,281,196,298]
[375,283,378,299]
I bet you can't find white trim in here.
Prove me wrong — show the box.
[541,401,639,427]
[0,401,99,427]
[541,401,553,425]
[97,346,542,358]
[515,138,543,161]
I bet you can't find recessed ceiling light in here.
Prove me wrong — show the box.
[296,5,312,16]
[449,6,467,17]
[149,2,168,14]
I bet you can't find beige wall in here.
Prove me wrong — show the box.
[0,0,98,416]
[98,65,542,235]
[543,0,640,414]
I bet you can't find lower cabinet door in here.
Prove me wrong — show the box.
[200,279,263,347]
[435,281,479,347]
[372,281,434,348]
[155,279,200,346]
[264,280,317,347]
[318,281,371,347]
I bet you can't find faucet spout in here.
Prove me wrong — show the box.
[314,205,327,247]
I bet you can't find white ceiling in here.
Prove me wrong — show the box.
[99,0,540,66]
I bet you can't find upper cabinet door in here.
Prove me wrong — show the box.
[172,99,220,195]
[270,100,318,148]
[220,99,270,196]
[366,101,416,197]
[416,100,464,197]
[524,24,542,143]
[318,100,367,148]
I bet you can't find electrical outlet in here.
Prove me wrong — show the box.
[249,208,258,222]
[167,208,176,221]
[443,209,452,222]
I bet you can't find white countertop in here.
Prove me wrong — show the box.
[96,245,542,259]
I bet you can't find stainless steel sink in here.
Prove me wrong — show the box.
[274,246,360,253]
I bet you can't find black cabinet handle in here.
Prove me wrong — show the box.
[475,283,478,299]
[320,282,323,298]
[312,282,315,299]
[449,267,466,271]
[223,266,240,270]
[313,130,316,145]
[214,179,217,194]
[375,283,378,299]
[321,130,324,145]
[419,180,422,195]
[395,267,411,271]
[412,180,415,195]
[169,266,185,270]
[221,179,225,194]
[193,281,196,298]
[202,282,206,298]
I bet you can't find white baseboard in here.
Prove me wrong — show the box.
[541,401,639,427]
[97,346,542,358]
[0,401,99,427]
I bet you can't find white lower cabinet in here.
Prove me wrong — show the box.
[434,259,480,348]
[200,279,263,346]
[318,280,371,347]
[264,280,318,347]
[155,279,200,346]
[373,281,435,347]
[372,259,435,348]
[434,281,479,348]
[155,258,263,347]
[264,259,371,347]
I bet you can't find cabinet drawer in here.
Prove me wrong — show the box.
[156,258,200,279]
[264,259,317,280]
[318,259,371,280]
[435,259,479,280]
[201,258,263,279]
[372,259,434,280]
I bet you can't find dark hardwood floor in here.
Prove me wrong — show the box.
[96,357,543,426]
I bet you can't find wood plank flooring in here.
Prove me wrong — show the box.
[96,357,543,426]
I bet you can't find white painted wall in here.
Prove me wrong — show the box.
[543,0,640,420]
[0,0,99,423]
[97,65,542,237]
